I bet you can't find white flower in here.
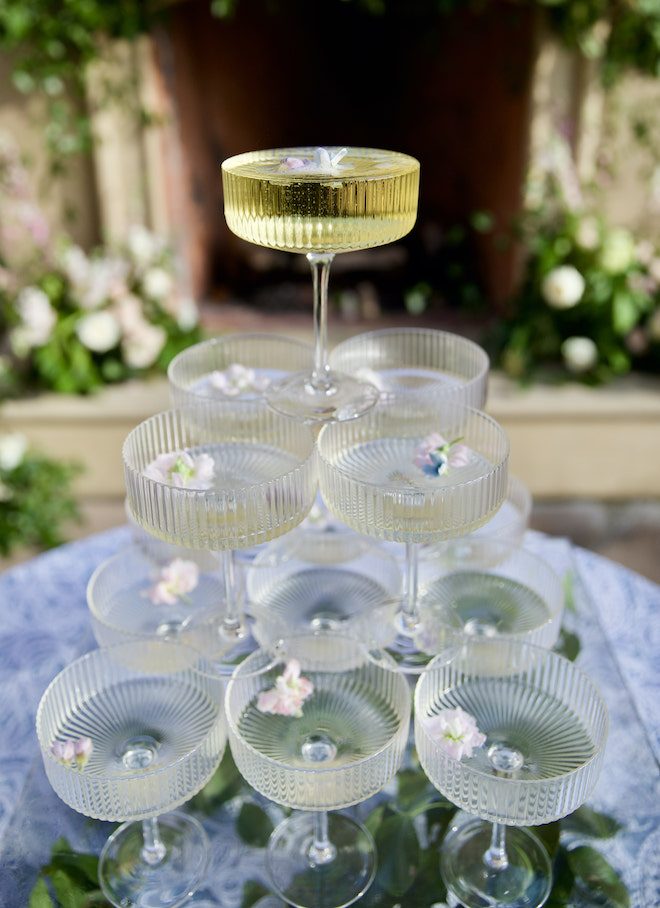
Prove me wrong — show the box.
[16,285,57,344]
[600,228,636,275]
[561,336,598,373]
[144,451,215,490]
[142,266,173,301]
[121,322,167,369]
[60,245,90,285]
[541,265,585,310]
[175,297,199,331]
[125,224,163,267]
[575,216,601,251]
[0,432,29,471]
[75,310,122,353]
[209,363,271,396]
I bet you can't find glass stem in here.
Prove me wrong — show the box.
[402,542,420,630]
[219,549,243,636]
[307,810,337,867]
[140,817,166,866]
[484,821,509,871]
[307,252,335,392]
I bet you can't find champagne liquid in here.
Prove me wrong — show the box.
[420,572,552,637]
[222,146,420,253]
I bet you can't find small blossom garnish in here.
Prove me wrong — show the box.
[146,557,200,605]
[278,147,348,174]
[413,433,472,477]
[209,363,271,397]
[425,707,485,761]
[51,737,93,769]
[144,451,214,490]
[257,658,314,717]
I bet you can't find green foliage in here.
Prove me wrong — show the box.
[487,196,660,384]
[29,744,629,908]
[0,442,81,556]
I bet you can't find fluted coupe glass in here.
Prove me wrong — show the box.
[167,333,314,409]
[415,639,608,908]
[246,524,402,649]
[222,146,420,423]
[225,634,411,908]
[329,327,490,407]
[414,537,564,653]
[36,640,227,908]
[87,546,233,657]
[123,403,317,647]
[317,399,509,639]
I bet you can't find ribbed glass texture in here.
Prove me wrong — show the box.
[414,640,608,826]
[468,472,532,545]
[222,147,420,253]
[87,548,227,655]
[168,333,314,409]
[317,401,509,545]
[247,527,402,649]
[329,328,489,408]
[36,641,226,822]
[416,538,564,649]
[123,405,318,551]
[226,637,410,811]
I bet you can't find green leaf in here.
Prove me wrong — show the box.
[241,879,271,908]
[28,876,55,908]
[373,813,420,897]
[530,820,561,859]
[562,805,622,839]
[396,767,434,810]
[236,801,274,847]
[567,845,630,907]
[546,846,576,907]
[612,290,640,336]
[191,747,245,811]
[554,627,580,661]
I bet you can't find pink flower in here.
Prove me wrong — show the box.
[144,451,214,490]
[74,737,93,768]
[413,433,472,477]
[425,706,486,761]
[147,558,200,605]
[257,659,314,717]
[51,739,75,762]
[51,737,93,768]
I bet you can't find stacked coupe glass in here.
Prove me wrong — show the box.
[36,147,608,908]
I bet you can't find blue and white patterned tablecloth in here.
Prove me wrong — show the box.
[0,527,659,907]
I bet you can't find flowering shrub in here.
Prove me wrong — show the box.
[0,432,81,556]
[489,134,660,384]
[0,130,203,396]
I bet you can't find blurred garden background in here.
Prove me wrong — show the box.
[1,0,660,571]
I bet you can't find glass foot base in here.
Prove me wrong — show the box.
[441,818,552,908]
[99,811,210,908]
[267,811,376,908]
[265,371,380,424]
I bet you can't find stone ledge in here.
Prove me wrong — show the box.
[1,372,659,500]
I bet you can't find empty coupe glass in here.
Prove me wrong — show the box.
[123,402,317,648]
[36,640,227,908]
[329,326,489,407]
[225,634,411,908]
[415,638,608,908]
